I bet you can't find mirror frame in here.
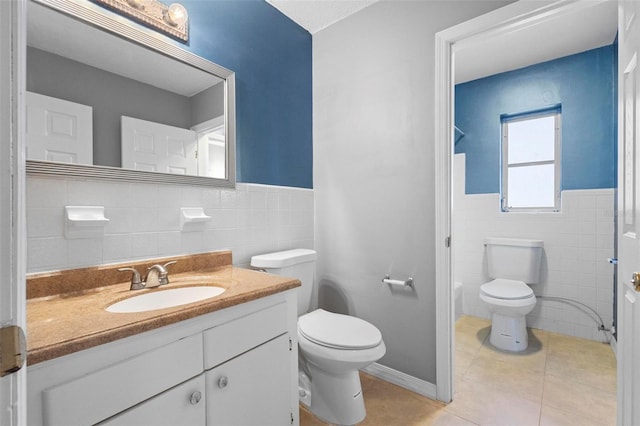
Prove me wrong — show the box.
[27,0,236,188]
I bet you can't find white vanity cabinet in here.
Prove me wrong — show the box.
[27,290,299,426]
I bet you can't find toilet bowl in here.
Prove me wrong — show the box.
[250,249,386,425]
[480,238,543,352]
[480,279,536,351]
[297,309,386,425]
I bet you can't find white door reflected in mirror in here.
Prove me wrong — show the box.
[193,116,226,179]
[121,116,197,175]
[121,115,227,178]
[26,92,93,165]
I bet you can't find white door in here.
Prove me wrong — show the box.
[121,116,197,175]
[193,116,226,179]
[25,92,93,164]
[618,1,640,424]
[0,0,26,424]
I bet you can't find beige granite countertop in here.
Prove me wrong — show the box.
[26,251,299,365]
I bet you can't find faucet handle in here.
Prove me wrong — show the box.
[160,260,177,285]
[145,261,177,287]
[146,261,177,275]
[118,267,145,290]
[163,260,177,270]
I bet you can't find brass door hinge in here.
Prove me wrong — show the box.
[632,272,640,291]
[0,325,26,377]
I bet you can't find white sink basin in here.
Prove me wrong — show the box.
[106,286,225,313]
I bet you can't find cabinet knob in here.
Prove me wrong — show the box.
[189,390,202,405]
[218,376,229,389]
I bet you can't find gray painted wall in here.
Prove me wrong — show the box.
[27,47,224,168]
[190,82,225,127]
[313,0,512,383]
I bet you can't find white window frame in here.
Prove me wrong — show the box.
[501,108,561,212]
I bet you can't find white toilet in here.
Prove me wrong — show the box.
[251,249,385,425]
[479,237,543,352]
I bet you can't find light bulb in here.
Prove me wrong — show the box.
[165,3,188,27]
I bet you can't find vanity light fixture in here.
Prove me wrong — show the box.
[92,0,189,42]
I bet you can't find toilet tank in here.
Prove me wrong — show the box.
[250,249,316,315]
[485,237,543,283]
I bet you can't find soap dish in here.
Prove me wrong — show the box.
[65,206,109,239]
[181,207,211,230]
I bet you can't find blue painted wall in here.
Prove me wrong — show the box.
[175,0,312,188]
[455,45,616,194]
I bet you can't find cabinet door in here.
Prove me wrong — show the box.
[42,334,203,426]
[206,334,291,426]
[100,375,205,426]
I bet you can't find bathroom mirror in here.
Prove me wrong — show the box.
[26,0,236,187]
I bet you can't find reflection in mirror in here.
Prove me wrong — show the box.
[26,0,235,186]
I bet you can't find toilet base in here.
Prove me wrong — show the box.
[489,312,528,352]
[305,363,365,426]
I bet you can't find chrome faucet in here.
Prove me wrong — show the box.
[118,267,145,290]
[118,260,177,290]
[144,261,177,288]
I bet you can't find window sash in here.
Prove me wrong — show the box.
[501,111,561,212]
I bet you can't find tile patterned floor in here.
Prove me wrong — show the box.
[300,315,617,425]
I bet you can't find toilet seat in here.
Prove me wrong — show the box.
[481,279,534,300]
[298,309,382,350]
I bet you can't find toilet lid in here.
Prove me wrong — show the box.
[480,279,534,300]
[298,309,382,350]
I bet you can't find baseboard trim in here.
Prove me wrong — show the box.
[610,335,617,357]
[362,363,437,400]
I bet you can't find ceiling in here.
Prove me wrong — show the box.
[267,0,379,34]
[454,1,618,83]
[268,0,618,84]
[29,1,619,92]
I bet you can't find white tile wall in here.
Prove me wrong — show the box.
[26,176,314,272]
[453,154,615,342]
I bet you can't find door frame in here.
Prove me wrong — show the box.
[433,0,613,403]
[0,0,27,423]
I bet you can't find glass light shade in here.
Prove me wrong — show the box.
[165,3,188,26]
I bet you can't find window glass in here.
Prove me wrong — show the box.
[502,109,560,211]
[507,116,555,164]
[507,164,555,208]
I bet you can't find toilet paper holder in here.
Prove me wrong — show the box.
[382,275,413,288]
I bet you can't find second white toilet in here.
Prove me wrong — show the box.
[251,249,385,425]
[479,237,543,352]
